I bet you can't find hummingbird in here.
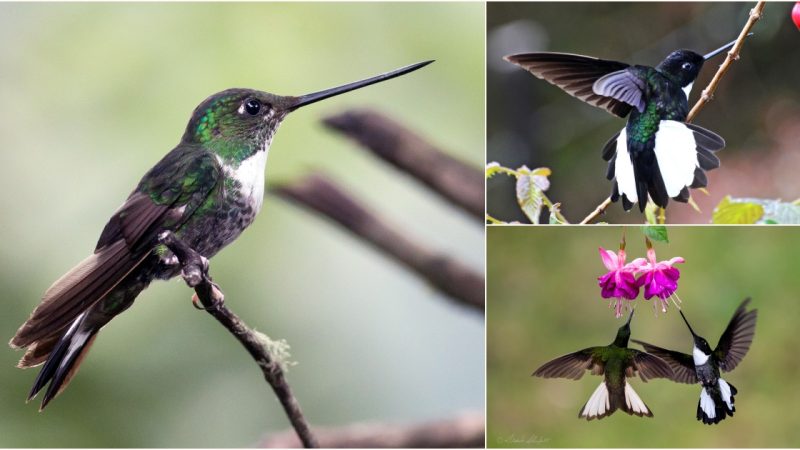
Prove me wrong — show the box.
[633,298,757,425]
[533,310,673,420]
[9,60,432,410]
[505,37,744,212]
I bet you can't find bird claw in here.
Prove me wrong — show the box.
[180,255,209,288]
[190,284,224,310]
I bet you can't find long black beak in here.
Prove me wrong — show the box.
[703,33,753,60]
[679,310,697,337]
[625,308,635,326]
[286,60,434,111]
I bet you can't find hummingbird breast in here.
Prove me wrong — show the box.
[173,150,268,260]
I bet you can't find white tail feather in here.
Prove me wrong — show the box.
[614,128,637,204]
[581,381,610,419]
[624,381,650,415]
[653,120,698,197]
[718,378,734,410]
[699,387,716,419]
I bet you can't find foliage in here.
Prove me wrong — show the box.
[713,196,800,224]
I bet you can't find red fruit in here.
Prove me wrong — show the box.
[793,2,800,30]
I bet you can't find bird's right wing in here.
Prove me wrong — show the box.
[504,53,633,118]
[10,147,222,350]
[632,339,698,384]
[532,348,595,380]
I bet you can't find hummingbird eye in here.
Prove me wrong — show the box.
[244,99,262,116]
[681,62,694,71]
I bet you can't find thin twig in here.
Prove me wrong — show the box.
[580,197,612,224]
[259,412,484,448]
[686,1,765,122]
[271,173,484,311]
[323,109,484,220]
[157,232,318,448]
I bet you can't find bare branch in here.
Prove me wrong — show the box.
[157,231,319,448]
[580,197,612,224]
[259,412,484,448]
[323,109,484,220]
[686,1,765,122]
[271,173,484,311]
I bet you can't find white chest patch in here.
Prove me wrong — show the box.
[682,82,694,100]
[220,150,268,214]
[692,346,710,365]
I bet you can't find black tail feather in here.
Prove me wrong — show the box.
[28,312,98,410]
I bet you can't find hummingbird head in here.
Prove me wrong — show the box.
[680,310,713,354]
[181,60,433,162]
[612,309,635,347]
[655,37,742,89]
[655,50,706,88]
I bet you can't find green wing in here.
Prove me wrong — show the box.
[11,146,222,349]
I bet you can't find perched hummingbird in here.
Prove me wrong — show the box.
[9,60,432,410]
[505,38,743,212]
[533,310,673,420]
[633,298,757,425]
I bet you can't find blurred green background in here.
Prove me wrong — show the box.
[487,226,800,447]
[487,2,800,224]
[0,3,484,447]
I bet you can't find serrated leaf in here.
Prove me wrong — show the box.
[712,196,764,224]
[515,171,550,224]
[641,225,669,243]
[730,197,800,224]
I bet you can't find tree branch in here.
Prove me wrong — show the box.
[157,231,319,448]
[580,197,612,224]
[259,412,484,448]
[323,109,484,220]
[271,173,484,312]
[686,1,765,122]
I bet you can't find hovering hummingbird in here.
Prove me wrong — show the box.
[633,298,757,425]
[9,60,432,410]
[533,310,673,420]
[505,37,744,212]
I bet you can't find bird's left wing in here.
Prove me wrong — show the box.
[592,68,647,113]
[631,349,674,382]
[632,339,697,384]
[532,348,595,380]
[504,53,633,118]
[714,298,757,372]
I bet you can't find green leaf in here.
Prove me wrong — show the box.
[515,168,551,224]
[644,202,658,224]
[641,225,669,243]
[712,196,765,224]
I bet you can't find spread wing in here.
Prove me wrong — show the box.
[504,53,633,118]
[10,146,222,349]
[592,68,647,113]
[532,348,595,380]
[632,339,697,384]
[714,298,757,372]
[631,349,674,382]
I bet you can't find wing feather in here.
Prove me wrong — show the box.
[632,339,697,384]
[715,298,757,372]
[631,349,674,382]
[533,348,595,380]
[504,53,633,118]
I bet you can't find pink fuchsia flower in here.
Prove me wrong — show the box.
[597,247,639,318]
[632,248,685,313]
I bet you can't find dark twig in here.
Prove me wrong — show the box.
[157,231,319,448]
[323,109,484,220]
[271,173,484,311]
[259,412,484,448]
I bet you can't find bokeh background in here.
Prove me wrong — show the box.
[0,3,484,447]
[487,2,800,224]
[487,226,800,447]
